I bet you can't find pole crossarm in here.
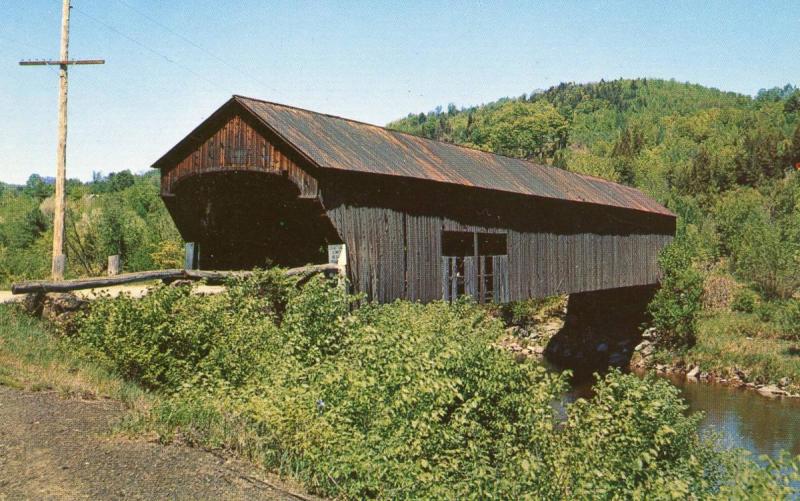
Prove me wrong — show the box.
[19,59,105,66]
[18,0,104,280]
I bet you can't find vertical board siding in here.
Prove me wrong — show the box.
[507,231,672,299]
[161,114,318,198]
[493,255,510,303]
[327,204,672,303]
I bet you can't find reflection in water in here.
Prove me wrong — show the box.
[563,368,800,458]
[661,374,800,457]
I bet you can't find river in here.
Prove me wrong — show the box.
[657,373,800,458]
[567,369,800,458]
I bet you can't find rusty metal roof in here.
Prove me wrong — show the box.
[157,95,674,217]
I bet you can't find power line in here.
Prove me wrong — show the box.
[112,0,276,92]
[68,2,229,93]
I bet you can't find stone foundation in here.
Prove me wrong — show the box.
[544,285,658,379]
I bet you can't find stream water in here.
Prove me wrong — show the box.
[567,370,800,458]
[657,373,800,458]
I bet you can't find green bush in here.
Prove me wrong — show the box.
[77,272,795,498]
[648,237,704,348]
[731,288,760,313]
[547,371,726,499]
[74,271,287,390]
[754,299,800,340]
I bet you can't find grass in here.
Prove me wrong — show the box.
[0,304,152,407]
[656,311,800,392]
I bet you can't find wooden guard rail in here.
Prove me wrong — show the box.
[11,264,341,295]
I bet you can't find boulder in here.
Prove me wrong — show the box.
[686,366,700,379]
[635,341,654,357]
[40,293,88,334]
[757,385,789,397]
[596,342,608,353]
[22,292,46,317]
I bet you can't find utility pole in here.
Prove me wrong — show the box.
[20,0,104,280]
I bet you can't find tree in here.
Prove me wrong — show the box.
[483,101,568,160]
[23,174,53,200]
[784,123,800,170]
[108,170,136,192]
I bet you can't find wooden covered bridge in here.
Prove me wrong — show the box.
[152,96,675,304]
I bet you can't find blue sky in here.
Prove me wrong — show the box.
[1,0,798,184]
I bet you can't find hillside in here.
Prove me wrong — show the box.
[389,78,800,380]
[388,78,800,201]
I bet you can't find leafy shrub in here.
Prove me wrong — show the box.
[731,288,760,314]
[75,273,288,390]
[714,187,800,299]
[648,237,704,348]
[501,295,566,326]
[546,371,726,499]
[75,272,794,498]
[281,275,354,364]
[717,451,800,499]
[754,299,800,341]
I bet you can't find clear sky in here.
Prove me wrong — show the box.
[1,0,798,184]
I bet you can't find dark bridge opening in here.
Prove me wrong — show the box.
[166,171,339,269]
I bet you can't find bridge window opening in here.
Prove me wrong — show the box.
[442,231,507,302]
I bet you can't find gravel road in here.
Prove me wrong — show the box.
[0,386,314,500]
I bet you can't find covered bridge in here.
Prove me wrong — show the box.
[152,96,675,304]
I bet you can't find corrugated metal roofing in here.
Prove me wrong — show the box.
[234,96,673,217]
[158,95,674,217]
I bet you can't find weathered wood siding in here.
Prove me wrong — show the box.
[161,114,318,198]
[507,231,671,298]
[156,110,674,304]
[326,203,671,303]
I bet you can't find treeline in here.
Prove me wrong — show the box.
[390,79,800,344]
[0,170,183,286]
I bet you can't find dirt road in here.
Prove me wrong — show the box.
[0,386,312,500]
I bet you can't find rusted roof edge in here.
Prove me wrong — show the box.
[152,95,675,219]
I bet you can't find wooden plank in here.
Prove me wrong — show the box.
[11,264,341,294]
[441,256,450,301]
[493,255,509,303]
[464,256,476,299]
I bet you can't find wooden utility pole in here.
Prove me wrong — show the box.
[19,0,104,280]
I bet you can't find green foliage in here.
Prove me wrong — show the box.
[647,236,704,348]
[281,276,354,364]
[477,100,569,160]
[74,277,282,390]
[23,174,54,200]
[717,451,800,500]
[754,299,800,340]
[731,288,760,314]
[503,295,565,326]
[0,170,182,284]
[550,371,726,499]
[714,183,800,299]
[73,274,794,498]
